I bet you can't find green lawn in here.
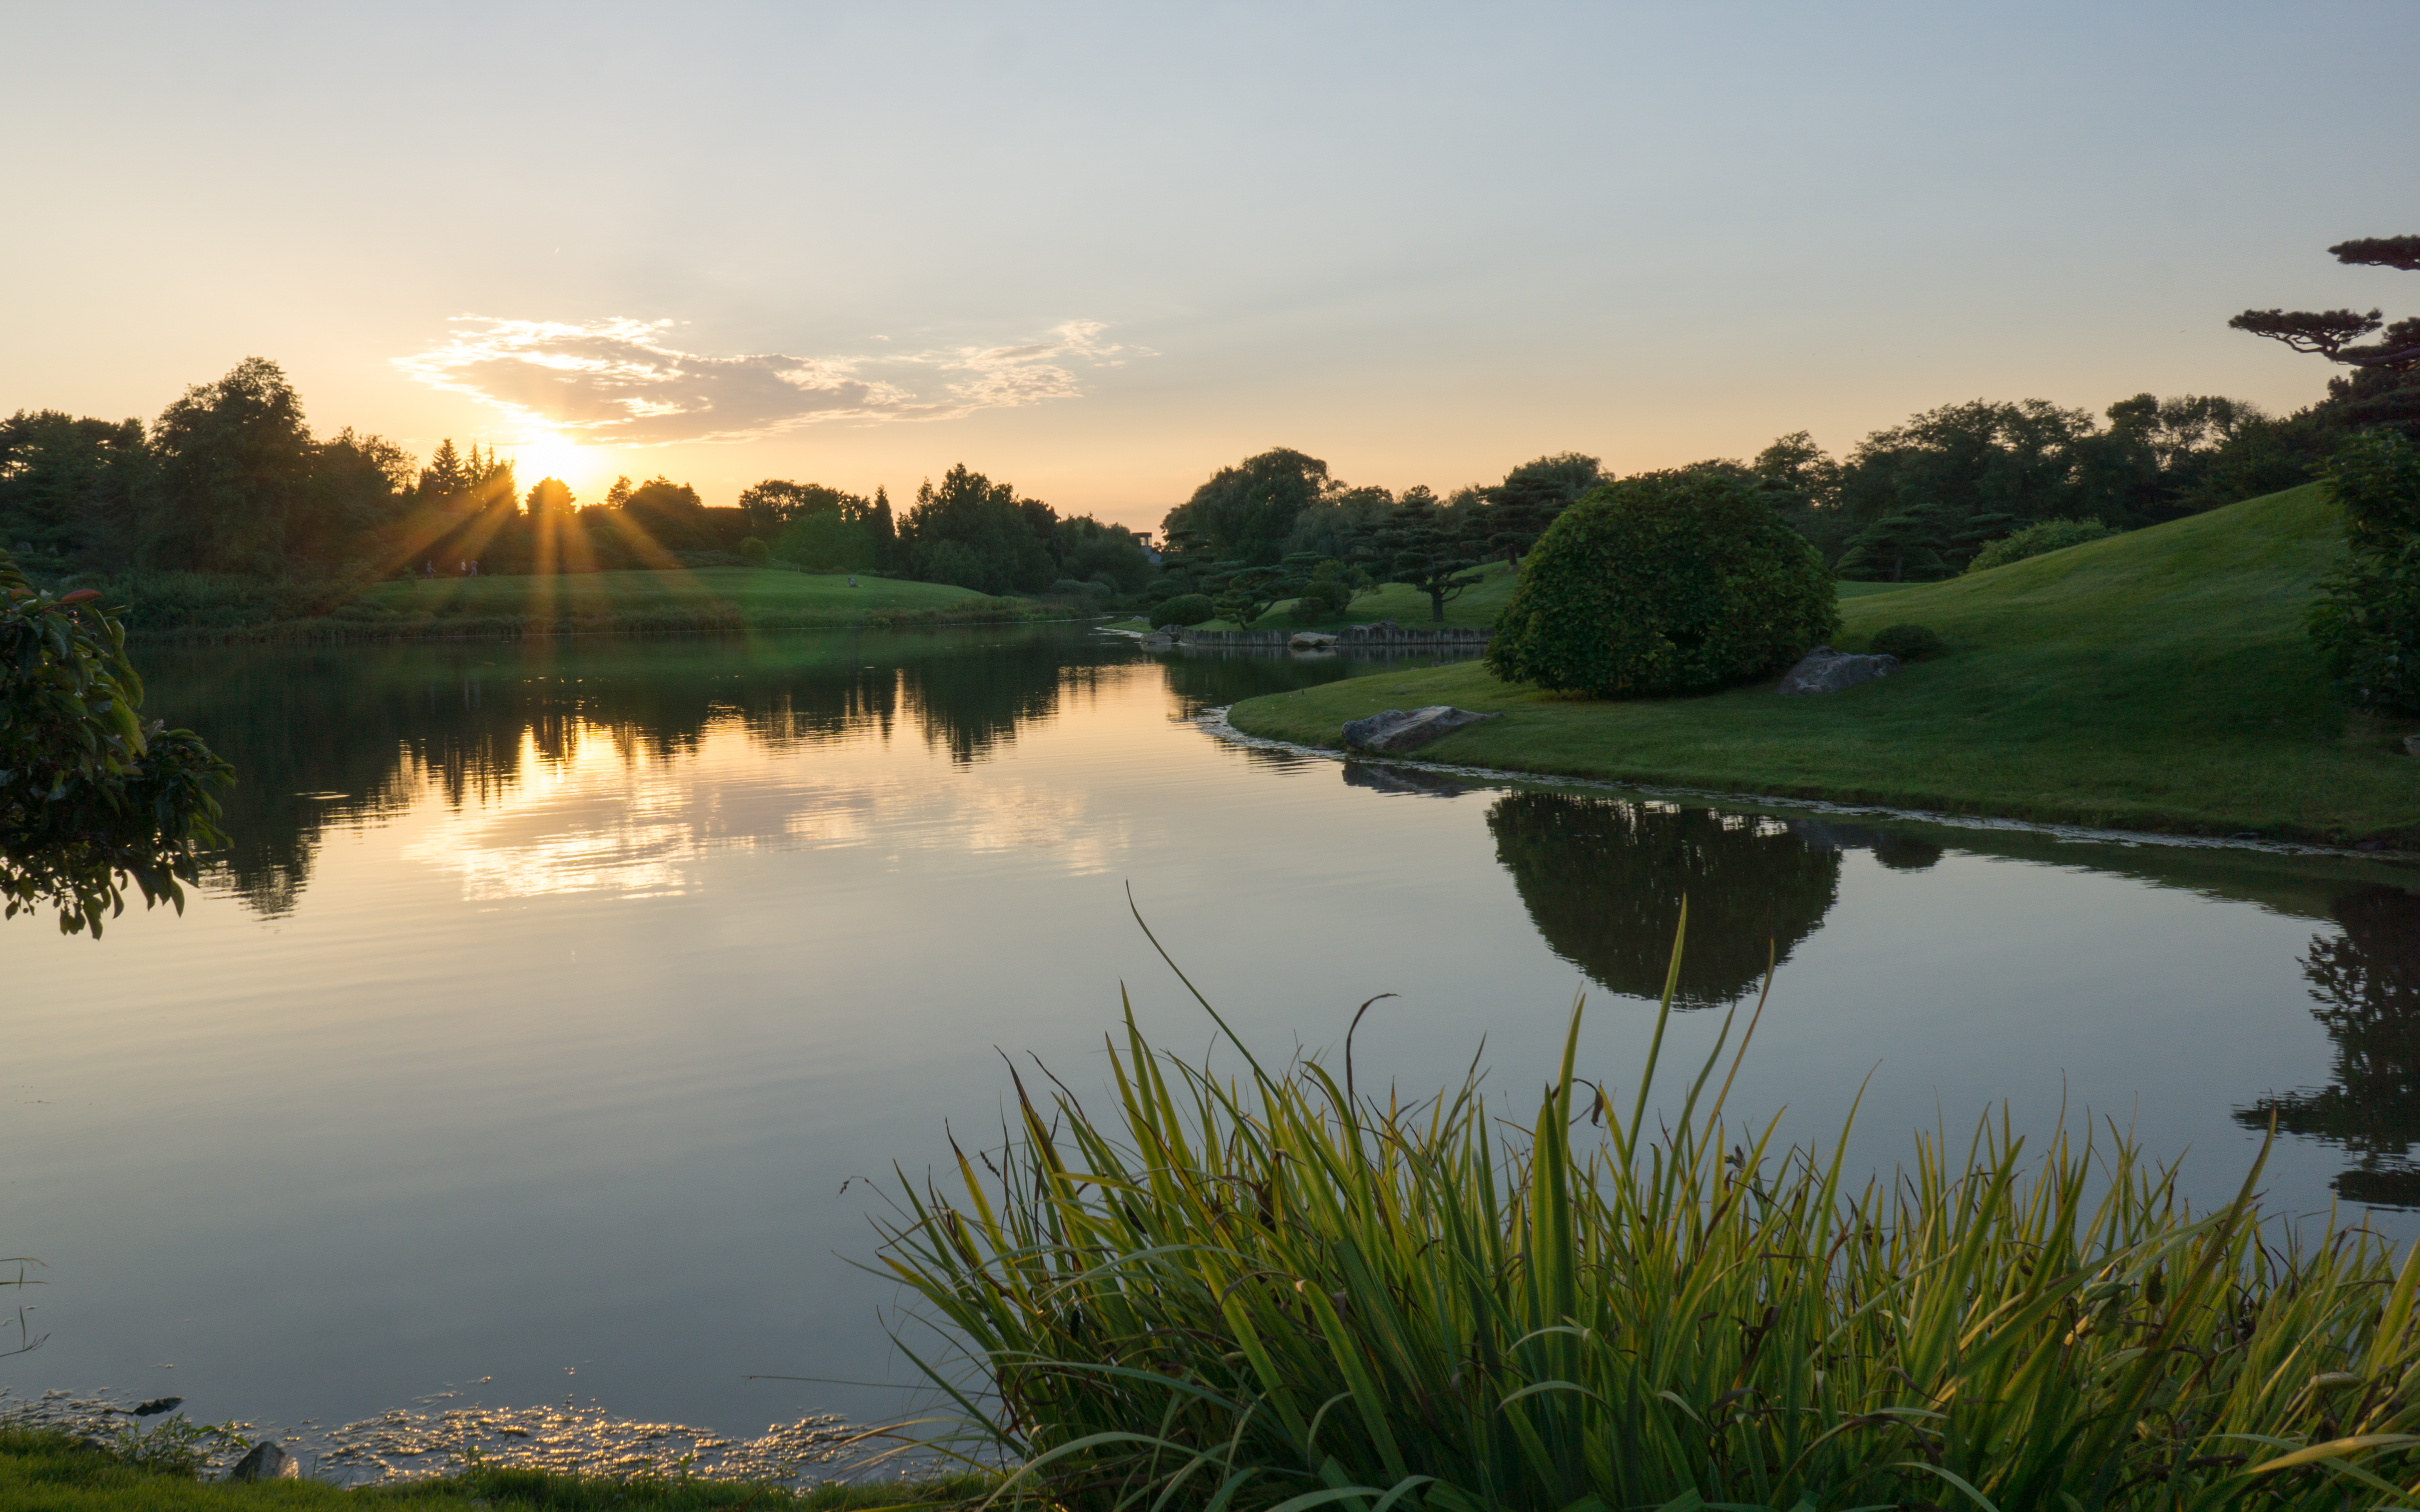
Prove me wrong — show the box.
[352,568,997,625]
[1121,560,1523,634]
[1227,485,2420,842]
[0,1427,987,1511]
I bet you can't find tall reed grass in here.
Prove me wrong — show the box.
[877,908,2420,1512]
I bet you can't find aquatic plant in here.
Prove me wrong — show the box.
[877,908,2420,1512]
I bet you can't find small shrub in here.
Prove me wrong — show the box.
[1869,622,1945,661]
[1152,593,1215,627]
[1487,467,1837,697]
[1965,517,2114,573]
[736,536,770,564]
[2310,428,2420,713]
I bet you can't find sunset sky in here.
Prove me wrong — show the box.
[7,1,2415,532]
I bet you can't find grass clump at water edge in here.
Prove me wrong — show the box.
[877,906,2420,1512]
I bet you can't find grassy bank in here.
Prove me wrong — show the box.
[0,1427,989,1510]
[1227,484,2419,842]
[101,568,1045,643]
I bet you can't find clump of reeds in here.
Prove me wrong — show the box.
[876,907,2420,1512]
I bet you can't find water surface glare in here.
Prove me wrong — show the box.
[6,625,2416,1460]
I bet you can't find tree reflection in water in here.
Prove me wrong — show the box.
[1484,793,1892,1009]
[136,630,1458,919]
[2238,886,2420,1208]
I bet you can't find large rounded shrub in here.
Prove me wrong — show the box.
[1152,594,1216,628]
[1486,469,1838,697]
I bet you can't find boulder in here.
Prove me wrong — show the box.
[1288,631,1337,650]
[2405,734,2420,758]
[227,1441,297,1481]
[1776,646,1900,696]
[1138,631,1179,650]
[1342,706,1501,753]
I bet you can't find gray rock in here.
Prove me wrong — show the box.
[2404,733,2420,758]
[1288,631,1337,650]
[227,1440,297,1481]
[1777,646,1900,696]
[1342,705,1502,753]
[1138,631,1178,649]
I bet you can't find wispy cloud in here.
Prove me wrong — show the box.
[392,317,1139,444]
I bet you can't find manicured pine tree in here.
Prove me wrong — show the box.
[1363,495,1486,621]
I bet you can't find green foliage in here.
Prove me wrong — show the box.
[1966,516,2117,572]
[1237,485,2411,840]
[1162,447,1333,562]
[2309,429,2420,712]
[1488,468,1838,697]
[879,921,2420,1512]
[1361,496,1485,622]
[774,510,878,572]
[1868,621,1947,661]
[0,410,151,571]
[1151,593,1215,628]
[736,536,771,565]
[900,464,1056,595]
[1053,515,1154,595]
[1,548,232,934]
[1479,451,1602,562]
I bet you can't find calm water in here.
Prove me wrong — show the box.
[6,625,2417,1459]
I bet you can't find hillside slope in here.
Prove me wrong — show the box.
[1226,485,2419,841]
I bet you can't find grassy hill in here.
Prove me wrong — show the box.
[121,566,1025,641]
[354,566,999,622]
[1226,485,2420,842]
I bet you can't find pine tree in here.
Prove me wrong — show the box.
[868,484,896,571]
[1362,496,1486,621]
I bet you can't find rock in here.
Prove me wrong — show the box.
[1138,631,1178,649]
[1342,706,1502,753]
[132,1396,182,1417]
[2404,733,2420,758]
[1288,631,1337,650]
[226,1441,297,1481]
[1776,646,1900,696]
[1343,762,1469,797]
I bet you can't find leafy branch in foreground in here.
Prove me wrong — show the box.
[877,910,2420,1512]
[2,545,232,934]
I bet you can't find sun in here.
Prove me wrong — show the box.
[499,431,597,505]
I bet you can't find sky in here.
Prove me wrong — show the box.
[5,1,2416,534]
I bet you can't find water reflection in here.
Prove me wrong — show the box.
[139,630,1466,918]
[1484,792,1848,1009]
[2239,886,2420,1207]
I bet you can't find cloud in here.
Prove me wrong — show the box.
[392,317,1139,444]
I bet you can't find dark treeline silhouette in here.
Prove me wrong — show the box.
[2238,886,2420,1208]
[0,357,1155,608]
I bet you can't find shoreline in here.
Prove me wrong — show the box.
[1200,705,2420,861]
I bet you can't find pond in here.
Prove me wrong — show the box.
[6,624,2417,1473]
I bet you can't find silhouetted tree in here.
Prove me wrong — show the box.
[526,477,575,517]
[0,410,152,570]
[1362,495,1485,621]
[1163,448,1334,564]
[2231,235,2420,435]
[144,357,318,574]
